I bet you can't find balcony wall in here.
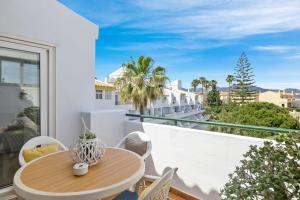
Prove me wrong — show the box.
[84,110,266,200]
[125,121,265,200]
[82,109,127,146]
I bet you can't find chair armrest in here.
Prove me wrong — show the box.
[142,167,178,182]
[142,174,161,182]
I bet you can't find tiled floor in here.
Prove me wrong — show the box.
[103,188,199,200]
[168,188,199,200]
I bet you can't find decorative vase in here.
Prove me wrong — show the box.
[70,117,105,166]
[70,137,105,166]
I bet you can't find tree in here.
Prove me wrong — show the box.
[191,79,199,92]
[210,80,218,88]
[226,74,234,103]
[203,79,210,92]
[114,56,168,115]
[207,80,221,107]
[232,52,256,103]
[199,77,206,94]
[208,102,300,138]
[221,135,300,200]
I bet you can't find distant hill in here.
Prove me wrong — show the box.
[285,88,300,93]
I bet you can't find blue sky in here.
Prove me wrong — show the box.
[59,0,300,89]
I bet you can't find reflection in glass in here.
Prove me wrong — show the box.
[0,47,40,188]
[23,63,39,85]
[1,61,20,84]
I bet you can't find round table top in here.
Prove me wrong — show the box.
[14,148,145,200]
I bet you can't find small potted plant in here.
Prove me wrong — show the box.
[70,118,105,166]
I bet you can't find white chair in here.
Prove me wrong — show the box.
[114,168,178,200]
[19,136,67,166]
[116,131,152,160]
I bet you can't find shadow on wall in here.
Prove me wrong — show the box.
[146,156,220,200]
[126,121,221,200]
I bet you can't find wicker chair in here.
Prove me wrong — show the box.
[19,136,67,166]
[116,131,152,160]
[114,168,178,200]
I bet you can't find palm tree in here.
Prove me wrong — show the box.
[200,79,210,105]
[210,80,218,88]
[191,79,199,92]
[199,77,206,94]
[203,79,210,93]
[226,74,234,103]
[114,56,168,115]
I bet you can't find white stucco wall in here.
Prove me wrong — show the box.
[82,110,127,147]
[0,0,98,147]
[125,121,265,200]
[95,99,116,110]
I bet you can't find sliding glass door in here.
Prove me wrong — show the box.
[0,40,48,188]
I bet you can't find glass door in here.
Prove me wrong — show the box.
[0,40,48,188]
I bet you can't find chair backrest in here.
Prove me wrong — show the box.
[116,131,152,160]
[19,136,67,166]
[139,168,177,200]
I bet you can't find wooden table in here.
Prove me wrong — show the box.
[14,148,145,200]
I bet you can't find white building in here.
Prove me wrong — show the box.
[0,0,98,196]
[101,68,203,115]
[95,80,115,109]
[149,80,202,116]
[95,79,132,110]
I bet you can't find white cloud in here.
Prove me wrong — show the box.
[65,0,300,42]
[106,40,230,51]
[110,0,300,39]
[253,45,296,53]
[284,53,300,60]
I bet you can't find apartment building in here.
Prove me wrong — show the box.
[259,90,295,108]
[97,68,203,115]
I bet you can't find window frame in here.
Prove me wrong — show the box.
[0,36,56,192]
[96,89,103,99]
[105,90,112,100]
[0,55,40,87]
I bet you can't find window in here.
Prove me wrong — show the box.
[162,95,168,103]
[172,96,176,104]
[0,46,43,188]
[0,48,40,86]
[1,60,20,84]
[105,90,112,100]
[96,90,103,99]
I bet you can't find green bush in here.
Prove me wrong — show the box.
[206,102,300,138]
[221,135,300,200]
[294,107,300,112]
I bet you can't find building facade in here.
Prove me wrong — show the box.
[97,68,203,115]
[258,90,295,108]
[0,0,98,196]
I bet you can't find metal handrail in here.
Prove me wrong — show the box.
[125,113,300,134]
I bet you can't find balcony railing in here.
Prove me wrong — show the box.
[125,114,300,134]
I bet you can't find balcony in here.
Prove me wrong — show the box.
[1,1,299,200]
[79,110,300,200]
